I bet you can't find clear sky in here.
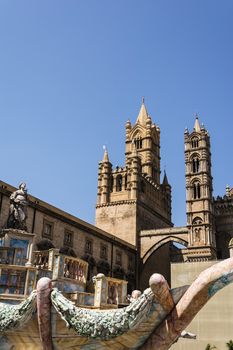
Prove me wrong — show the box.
[0,1,233,227]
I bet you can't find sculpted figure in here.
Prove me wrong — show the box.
[6,182,28,231]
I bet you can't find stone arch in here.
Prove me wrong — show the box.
[192,216,203,225]
[130,125,145,140]
[142,235,188,264]
[190,177,201,185]
[190,152,200,160]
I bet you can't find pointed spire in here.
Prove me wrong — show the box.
[136,97,148,125]
[102,145,109,162]
[194,114,201,132]
[162,171,169,186]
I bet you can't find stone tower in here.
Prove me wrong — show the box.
[95,100,172,247]
[184,116,216,261]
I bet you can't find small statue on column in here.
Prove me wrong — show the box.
[6,182,28,231]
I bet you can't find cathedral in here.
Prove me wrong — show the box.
[0,100,233,349]
[95,100,233,288]
[0,100,233,292]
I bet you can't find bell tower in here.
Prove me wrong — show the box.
[184,116,216,261]
[95,100,172,247]
[125,98,161,183]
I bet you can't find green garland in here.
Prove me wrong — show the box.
[51,288,154,339]
[0,291,37,331]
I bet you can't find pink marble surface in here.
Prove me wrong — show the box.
[141,257,233,350]
[37,277,53,350]
[149,273,175,313]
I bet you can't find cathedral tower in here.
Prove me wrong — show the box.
[95,101,172,247]
[184,116,216,261]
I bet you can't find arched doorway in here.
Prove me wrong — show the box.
[140,236,188,290]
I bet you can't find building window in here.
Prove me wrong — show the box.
[193,182,201,199]
[192,217,203,225]
[85,239,93,255]
[116,175,122,192]
[42,220,53,239]
[192,157,200,173]
[64,230,73,247]
[115,250,122,265]
[100,243,108,260]
[134,137,142,149]
[191,137,199,148]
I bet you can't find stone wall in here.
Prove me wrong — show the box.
[0,181,136,288]
[214,196,233,259]
[96,202,137,246]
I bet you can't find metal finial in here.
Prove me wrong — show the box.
[142,96,145,104]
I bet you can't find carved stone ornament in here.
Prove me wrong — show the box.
[6,183,28,231]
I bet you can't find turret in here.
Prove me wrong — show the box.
[125,99,161,183]
[95,100,172,247]
[97,148,112,205]
[129,143,141,200]
[184,115,216,261]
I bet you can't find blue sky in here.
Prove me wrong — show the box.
[0,1,233,226]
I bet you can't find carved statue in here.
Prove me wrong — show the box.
[6,183,28,231]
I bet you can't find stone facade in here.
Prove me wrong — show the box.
[1,101,233,295]
[0,181,136,292]
[95,100,172,249]
[95,104,233,290]
[184,117,216,261]
[214,191,233,259]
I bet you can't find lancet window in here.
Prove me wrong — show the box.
[134,136,142,149]
[193,182,201,199]
[192,157,200,173]
[191,137,199,148]
[116,175,122,192]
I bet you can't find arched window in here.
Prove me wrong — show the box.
[116,175,122,191]
[191,137,199,148]
[192,157,200,173]
[193,182,201,199]
[192,217,203,225]
[134,136,142,149]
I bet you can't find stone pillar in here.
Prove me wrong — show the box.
[93,273,107,308]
